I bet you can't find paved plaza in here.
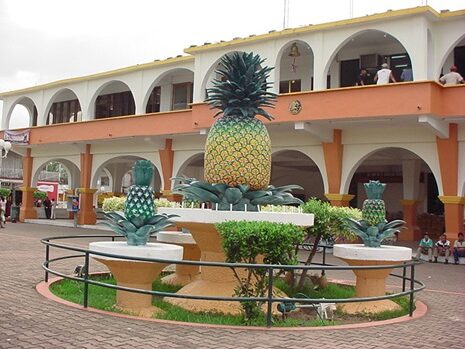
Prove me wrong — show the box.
[0,222,464,349]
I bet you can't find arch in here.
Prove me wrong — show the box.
[274,40,314,93]
[5,96,38,129]
[271,149,325,201]
[200,50,245,101]
[437,33,465,79]
[91,155,162,194]
[175,152,204,182]
[342,146,441,196]
[87,80,136,120]
[143,68,194,113]
[32,158,81,189]
[323,29,412,88]
[96,168,114,193]
[43,88,82,125]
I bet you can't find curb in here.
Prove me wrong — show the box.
[36,275,428,331]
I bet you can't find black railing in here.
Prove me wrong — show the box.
[41,234,425,327]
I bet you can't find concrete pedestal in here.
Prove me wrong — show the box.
[334,244,412,314]
[89,242,183,317]
[157,231,201,286]
[157,208,314,315]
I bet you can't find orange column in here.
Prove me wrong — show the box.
[323,130,354,206]
[159,139,181,201]
[438,196,465,237]
[19,148,37,221]
[399,200,420,241]
[77,144,97,225]
[436,123,463,236]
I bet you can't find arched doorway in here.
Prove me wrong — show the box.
[7,97,38,129]
[175,153,204,182]
[201,51,245,101]
[271,150,324,202]
[324,29,412,88]
[32,159,81,218]
[439,35,465,81]
[45,88,82,125]
[92,156,162,207]
[91,81,135,119]
[347,147,443,240]
[276,40,314,93]
[144,68,194,113]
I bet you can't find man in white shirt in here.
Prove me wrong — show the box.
[374,63,396,85]
[439,65,464,86]
[434,234,451,264]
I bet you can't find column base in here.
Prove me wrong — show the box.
[325,193,354,207]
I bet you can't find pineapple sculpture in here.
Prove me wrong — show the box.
[173,52,303,210]
[346,180,405,247]
[362,181,387,226]
[204,52,275,190]
[124,160,156,220]
[102,160,177,246]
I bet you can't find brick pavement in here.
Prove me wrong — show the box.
[0,222,464,349]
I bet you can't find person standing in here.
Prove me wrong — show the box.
[416,232,434,262]
[43,197,52,219]
[434,234,451,264]
[453,233,465,265]
[51,198,57,220]
[439,65,464,86]
[356,68,371,86]
[400,67,413,82]
[374,63,396,85]
[0,197,6,228]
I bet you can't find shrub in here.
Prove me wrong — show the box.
[102,196,179,213]
[33,191,47,200]
[0,188,11,198]
[217,220,304,322]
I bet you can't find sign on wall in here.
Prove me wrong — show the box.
[4,129,30,145]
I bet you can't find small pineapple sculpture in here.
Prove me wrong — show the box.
[124,160,156,221]
[362,180,387,226]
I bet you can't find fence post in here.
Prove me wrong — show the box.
[409,264,415,317]
[45,243,50,283]
[402,263,407,292]
[111,236,115,242]
[266,266,273,327]
[321,246,327,276]
[83,251,90,308]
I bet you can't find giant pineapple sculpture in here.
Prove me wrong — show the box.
[173,52,303,210]
[102,160,177,246]
[204,52,275,190]
[346,180,404,247]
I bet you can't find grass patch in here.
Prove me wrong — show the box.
[49,274,413,326]
[274,277,356,299]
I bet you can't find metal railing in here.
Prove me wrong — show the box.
[41,234,425,327]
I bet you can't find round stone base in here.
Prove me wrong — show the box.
[340,299,402,314]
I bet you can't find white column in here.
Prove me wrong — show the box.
[402,159,421,200]
[160,84,172,112]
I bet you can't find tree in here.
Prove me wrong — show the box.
[296,198,361,290]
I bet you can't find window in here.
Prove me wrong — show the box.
[279,79,301,94]
[47,99,81,125]
[146,86,161,113]
[95,91,135,119]
[172,82,193,110]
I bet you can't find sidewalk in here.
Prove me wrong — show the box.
[24,218,111,231]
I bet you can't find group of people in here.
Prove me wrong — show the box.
[416,232,465,265]
[356,64,464,86]
[43,197,57,220]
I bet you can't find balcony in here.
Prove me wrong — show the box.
[1,81,463,145]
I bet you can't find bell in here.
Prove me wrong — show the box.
[288,43,301,58]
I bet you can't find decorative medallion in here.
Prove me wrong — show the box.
[289,100,302,115]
